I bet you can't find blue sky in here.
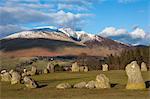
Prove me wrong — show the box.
[0,0,150,45]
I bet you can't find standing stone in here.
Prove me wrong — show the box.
[31,66,37,75]
[11,71,21,84]
[74,82,86,88]
[95,74,110,89]
[23,76,38,88]
[79,66,84,72]
[125,61,145,89]
[71,62,79,72]
[141,62,147,71]
[102,64,108,71]
[43,69,48,74]
[56,83,71,89]
[84,66,88,72]
[86,80,95,89]
[1,72,11,82]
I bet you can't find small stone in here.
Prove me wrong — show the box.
[86,80,95,89]
[102,64,108,71]
[141,62,147,71]
[56,83,71,89]
[43,69,49,74]
[79,66,84,72]
[11,71,21,84]
[74,82,86,88]
[84,66,88,72]
[71,62,79,72]
[23,76,38,88]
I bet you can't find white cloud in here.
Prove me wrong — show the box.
[130,28,146,39]
[100,27,127,37]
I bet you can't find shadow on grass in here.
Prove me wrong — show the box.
[37,84,48,88]
[145,81,150,88]
[110,83,118,88]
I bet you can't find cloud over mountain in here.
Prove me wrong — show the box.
[99,27,150,45]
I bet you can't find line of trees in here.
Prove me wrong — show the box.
[106,46,150,70]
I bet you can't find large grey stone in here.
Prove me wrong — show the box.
[95,74,110,89]
[125,61,145,89]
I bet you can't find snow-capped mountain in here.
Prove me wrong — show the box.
[4,27,74,41]
[4,27,105,44]
[1,26,131,56]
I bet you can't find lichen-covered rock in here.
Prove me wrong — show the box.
[23,76,38,88]
[84,66,88,72]
[11,71,21,84]
[71,62,79,72]
[56,83,71,89]
[125,61,145,89]
[1,72,11,82]
[86,80,95,89]
[74,82,86,88]
[95,74,110,89]
[141,62,147,71]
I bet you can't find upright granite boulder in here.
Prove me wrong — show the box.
[11,71,21,84]
[102,64,108,71]
[23,76,38,88]
[1,72,11,82]
[125,61,145,89]
[56,83,71,89]
[95,74,110,89]
[71,62,79,72]
[74,82,86,88]
[86,80,95,89]
[141,62,147,71]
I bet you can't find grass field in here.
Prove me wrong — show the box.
[1,70,150,99]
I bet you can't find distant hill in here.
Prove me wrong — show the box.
[0,27,132,57]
